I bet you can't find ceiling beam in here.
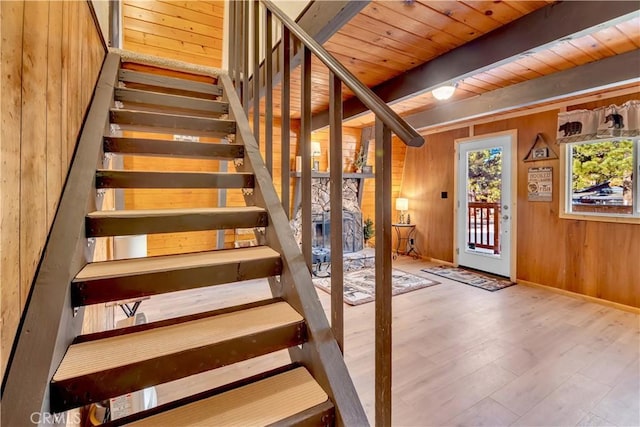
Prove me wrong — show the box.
[413,85,640,137]
[312,1,640,130]
[367,50,640,133]
[250,1,370,99]
[297,1,370,46]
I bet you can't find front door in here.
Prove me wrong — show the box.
[456,132,515,278]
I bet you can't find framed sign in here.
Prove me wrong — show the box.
[528,167,553,202]
[532,147,549,159]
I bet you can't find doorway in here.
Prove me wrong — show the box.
[455,131,516,278]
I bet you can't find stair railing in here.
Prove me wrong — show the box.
[228,2,425,426]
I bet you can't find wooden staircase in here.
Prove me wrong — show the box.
[1,53,366,426]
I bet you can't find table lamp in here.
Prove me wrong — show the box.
[396,198,408,224]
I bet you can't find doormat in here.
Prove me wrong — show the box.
[314,268,439,306]
[421,266,515,292]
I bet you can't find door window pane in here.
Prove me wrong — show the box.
[467,148,502,203]
[466,148,502,254]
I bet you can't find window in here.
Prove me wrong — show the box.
[562,137,639,221]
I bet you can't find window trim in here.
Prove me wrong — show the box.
[559,137,640,225]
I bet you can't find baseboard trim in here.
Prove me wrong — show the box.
[518,280,639,314]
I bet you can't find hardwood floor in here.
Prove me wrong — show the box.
[113,256,640,426]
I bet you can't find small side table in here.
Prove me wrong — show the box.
[392,224,419,260]
[311,247,331,278]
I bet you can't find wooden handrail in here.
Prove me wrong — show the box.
[261,0,424,148]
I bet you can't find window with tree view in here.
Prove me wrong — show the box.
[566,138,639,217]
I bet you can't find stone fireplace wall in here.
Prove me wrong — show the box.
[291,178,364,252]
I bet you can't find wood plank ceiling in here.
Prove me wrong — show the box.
[122,0,224,67]
[261,0,639,128]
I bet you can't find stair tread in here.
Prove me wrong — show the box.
[111,108,233,122]
[53,302,302,382]
[109,109,236,137]
[86,207,267,237]
[103,137,244,159]
[114,87,229,115]
[95,169,252,176]
[74,246,279,281]
[95,170,254,189]
[87,206,265,218]
[119,69,223,96]
[127,367,328,427]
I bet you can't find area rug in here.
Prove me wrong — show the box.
[314,268,439,306]
[421,266,515,292]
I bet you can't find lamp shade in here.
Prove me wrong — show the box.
[311,142,322,156]
[395,197,408,211]
[432,84,456,100]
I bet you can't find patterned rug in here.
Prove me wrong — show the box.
[314,268,439,306]
[421,266,515,292]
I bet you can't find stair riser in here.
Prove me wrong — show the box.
[110,110,236,137]
[104,137,244,160]
[95,171,255,189]
[86,211,268,237]
[72,257,282,306]
[49,323,307,413]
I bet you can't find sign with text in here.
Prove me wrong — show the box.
[528,167,553,202]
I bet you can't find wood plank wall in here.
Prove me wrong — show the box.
[116,63,222,256]
[369,136,407,226]
[401,127,469,261]
[121,135,222,256]
[122,0,224,67]
[401,92,639,308]
[0,0,106,377]
[306,127,360,176]
[120,0,225,254]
